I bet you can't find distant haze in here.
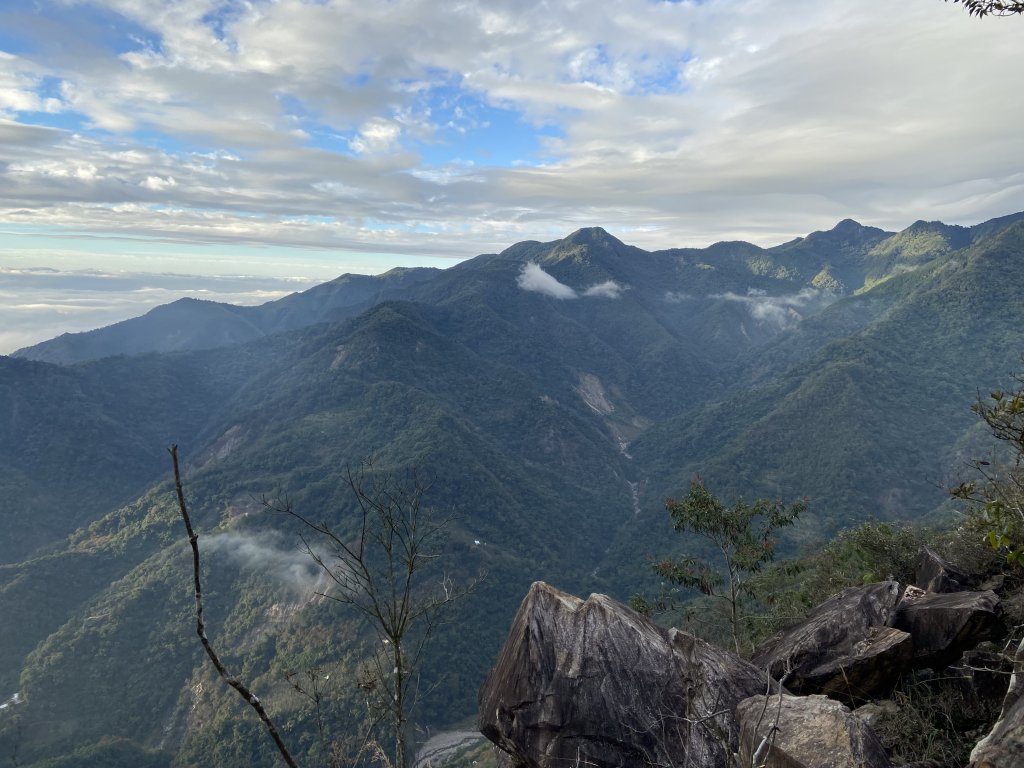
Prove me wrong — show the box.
[0,268,318,354]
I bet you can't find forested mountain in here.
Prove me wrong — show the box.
[12,267,440,364]
[2,214,1023,766]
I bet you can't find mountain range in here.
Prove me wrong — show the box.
[3,212,1024,766]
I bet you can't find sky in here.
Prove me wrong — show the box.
[1,0,1023,353]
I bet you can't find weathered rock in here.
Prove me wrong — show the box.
[478,581,775,768]
[890,588,1004,669]
[805,626,913,706]
[915,547,974,593]
[971,636,1024,768]
[852,699,899,730]
[978,573,1006,594]
[736,694,892,768]
[751,581,905,702]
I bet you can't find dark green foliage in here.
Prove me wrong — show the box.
[637,478,804,653]
[951,380,1024,566]
[25,737,170,768]
[749,521,929,645]
[630,221,1024,558]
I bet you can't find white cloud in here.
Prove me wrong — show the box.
[0,0,1020,267]
[350,118,402,155]
[516,262,577,299]
[140,175,176,190]
[516,267,626,300]
[664,291,693,303]
[711,287,834,330]
[204,531,323,597]
[583,280,624,298]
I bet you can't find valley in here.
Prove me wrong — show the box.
[2,214,1024,766]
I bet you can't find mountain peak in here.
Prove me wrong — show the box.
[563,227,625,248]
[828,218,891,239]
[831,218,865,233]
[795,218,890,248]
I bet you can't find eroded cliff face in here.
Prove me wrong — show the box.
[478,581,774,768]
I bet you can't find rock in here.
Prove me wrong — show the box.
[970,636,1024,768]
[806,626,913,706]
[853,699,899,729]
[978,573,1006,594]
[736,693,892,768]
[890,588,1004,669]
[478,581,775,768]
[751,581,906,702]
[971,681,1024,768]
[915,547,974,593]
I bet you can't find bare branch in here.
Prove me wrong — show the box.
[278,459,474,768]
[169,445,300,768]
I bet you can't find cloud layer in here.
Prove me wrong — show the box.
[0,267,308,353]
[0,0,1021,270]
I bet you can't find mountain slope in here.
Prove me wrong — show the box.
[628,220,1024,553]
[12,267,440,364]
[2,214,1024,766]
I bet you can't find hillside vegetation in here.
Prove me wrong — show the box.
[2,214,1023,765]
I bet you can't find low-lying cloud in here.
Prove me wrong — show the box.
[583,280,625,299]
[711,287,834,330]
[516,263,626,301]
[204,530,323,597]
[517,262,578,299]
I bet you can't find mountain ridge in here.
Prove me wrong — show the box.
[14,216,995,366]
[3,212,1024,766]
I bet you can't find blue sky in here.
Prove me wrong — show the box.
[1,0,1023,351]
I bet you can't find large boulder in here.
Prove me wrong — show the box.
[751,581,906,703]
[890,587,1004,669]
[736,694,892,768]
[478,581,775,768]
[971,637,1024,768]
[914,547,974,594]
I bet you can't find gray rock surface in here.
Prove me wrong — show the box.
[971,636,1024,768]
[914,547,974,594]
[736,694,893,768]
[751,581,904,702]
[478,581,774,768]
[890,588,1004,669]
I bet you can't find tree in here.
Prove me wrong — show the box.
[951,377,1024,565]
[270,459,470,768]
[645,478,805,655]
[172,447,468,768]
[948,374,1024,765]
[946,0,1024,16]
